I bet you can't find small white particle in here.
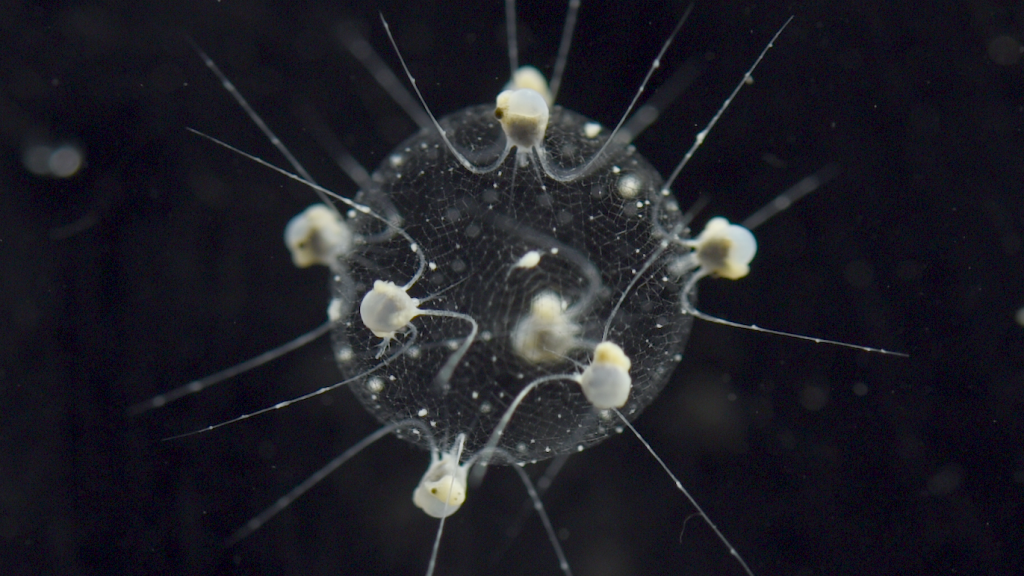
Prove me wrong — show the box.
[513,250,542,269]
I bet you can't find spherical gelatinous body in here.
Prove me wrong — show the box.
[333,103,695,463]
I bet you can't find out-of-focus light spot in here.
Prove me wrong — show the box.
[23,145,52,176]
[852,381,869,396]
[761,152,786,169]
[1014,306,1024,327]
[843,259,874,289]
[926,463,964,496]
[22,142,85,178]
[987,35,1022,67]
[895,260,923,281]
[48,145,84,177]
[799,384,829,411]
[1002,232,1021,255]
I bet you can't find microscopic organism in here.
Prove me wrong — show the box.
[136,3,903,575]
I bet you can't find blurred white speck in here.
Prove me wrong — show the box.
[48,144,84,177]
[987,35,1022,67]
[24,145,52,175]
[843,259,874,289]
[799,384,830,411]
[926,463,964,496]
[23,141,84,178]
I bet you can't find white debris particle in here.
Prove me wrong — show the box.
[513,250,542,269]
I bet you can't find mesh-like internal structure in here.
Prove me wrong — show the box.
[332,103,695,463]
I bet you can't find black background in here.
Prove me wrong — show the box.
[1,1,1022,575]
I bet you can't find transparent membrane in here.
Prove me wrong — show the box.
[335,104,695,462]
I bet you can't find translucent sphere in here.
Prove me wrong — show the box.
[333,103,695,462]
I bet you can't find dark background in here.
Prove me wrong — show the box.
[1,0,1022,575]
